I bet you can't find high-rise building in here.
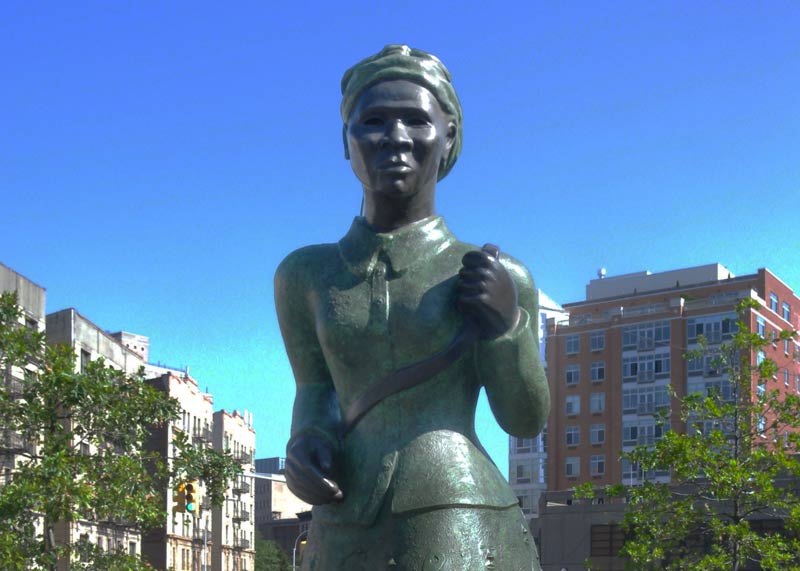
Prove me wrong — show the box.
[142,367,215,571]
[212,409,256,571]
[544,264,800,492]
[509,290,568,520]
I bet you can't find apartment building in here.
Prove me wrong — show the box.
[253,457,311,527]
[0,263,46,541]
[142,366,215,571]
[543,264,800,492]
[212,409,256,571]
[509,289,568,520]
[45,308,146,566]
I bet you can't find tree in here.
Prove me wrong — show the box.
[254,536,291,571]
[0,292,240,570]
[581,299,800,571]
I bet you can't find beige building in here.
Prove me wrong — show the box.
[0,263,47,542]
[142,366,215,571]
[45,308,146,567]
[212,409,256,571]
[253,458,310,526]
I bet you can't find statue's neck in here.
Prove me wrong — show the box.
[362,187,436,233]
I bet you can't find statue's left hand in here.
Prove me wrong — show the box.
[456,249,520,339]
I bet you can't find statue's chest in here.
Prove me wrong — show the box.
[313,255,463,391]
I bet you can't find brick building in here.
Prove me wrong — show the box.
[544,263,800,492]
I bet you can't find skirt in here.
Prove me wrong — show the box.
[300,502,541,571]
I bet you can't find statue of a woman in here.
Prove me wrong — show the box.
[275,45,549,570]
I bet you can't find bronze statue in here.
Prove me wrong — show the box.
[275,45,549,570]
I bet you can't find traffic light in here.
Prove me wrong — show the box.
[173,482,186,513]
[185,481,197,514]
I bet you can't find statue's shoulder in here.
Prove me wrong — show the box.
[274,243,340,289]
[499,251,536,295]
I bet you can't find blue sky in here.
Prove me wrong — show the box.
[2,2,799,476]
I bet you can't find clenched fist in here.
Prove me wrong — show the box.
[455,246,520,340]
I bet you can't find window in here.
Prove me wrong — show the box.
[770,292,779,312]
[80,349,90,374]
[590,361,605,382]
[565,395,580,416]
[590,392,605,414]
[591,454,606,476]
[687,355,704,375]
[785,339,790,355]
[515,463,531,484]
[565,365,580,386]
[622,357,638,381]
[590,331,605,352]
[687,314,737,344]
[566,335,580,354]
[623,422,638,446]
[517,491,532,512]
[621,458,642,481]
[591,524,624,557]
[785,369,790,387]
[566,425,580,446]
[757,350,766,366]
[129,542,136,556]
[757,317,765,337]
[782,302,791,322]
[515,437,533,453]
[654,352,670,377]
[622,320,670,349]
[590,423,605,445]
[622,388,637,413]
[565,456,580,477]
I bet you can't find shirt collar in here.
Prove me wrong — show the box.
[338,215,455,279]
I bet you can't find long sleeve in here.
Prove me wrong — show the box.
[475,258,550,438]
[274,247,342,445]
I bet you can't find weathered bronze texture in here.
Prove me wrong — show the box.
[275,45,549,570]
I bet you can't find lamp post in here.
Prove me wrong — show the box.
[292,529,308,571]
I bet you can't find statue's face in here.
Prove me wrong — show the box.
[346,79,455,198]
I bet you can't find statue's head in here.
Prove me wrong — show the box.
[341,45,463,182]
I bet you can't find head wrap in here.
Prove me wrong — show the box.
[341,45,463,181]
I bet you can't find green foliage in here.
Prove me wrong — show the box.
[171,430,241,508]
[0,292,240,570]
[609,300,800,571]
[254,537,291,571]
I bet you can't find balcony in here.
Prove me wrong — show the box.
[5,377,23,398]
[234,450,252,465]
[193,526,210,543]
[637,402,655,415]
[637,370,655,383]
[637,338,655,351]
[233,510,250,524]
[233,536,251,550]
[1,430,33,455]
[193,428,212,444]
[232,479,251,495]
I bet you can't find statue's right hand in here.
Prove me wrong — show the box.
[285,433,344,505]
